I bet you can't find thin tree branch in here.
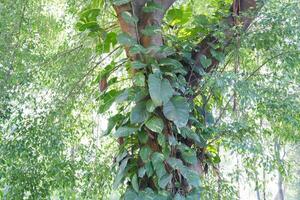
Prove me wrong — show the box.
[65,46,121,100]
[246,51,299,80]
[189,0,259,87]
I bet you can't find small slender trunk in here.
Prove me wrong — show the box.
[262,166,266,200]
[277,171,284,200]
[275,139,285,200]
[217,146,221,200]
[236,155,240,199]
[255,171,261,200]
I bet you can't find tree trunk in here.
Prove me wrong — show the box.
[111,0,261,197]
[275,139,285,200]
[255,171,261,200]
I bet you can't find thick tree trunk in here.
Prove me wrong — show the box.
[112,0,261,196]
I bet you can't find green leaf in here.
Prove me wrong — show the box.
[141,25,161,36]
[157,133,166,148]
[180,167,200,187]
[148,74,174,106]
[79,8,100,21]
[133,72,145,87]
[194,14,210,27]
[121,11,138,25]
[117,32,136,46]
[113,157,129,189]
[103,32,117,53]
[145,46,161,55]
[146,100,156,112]
[131,174,139,192]
[159,58,187,75]
[179,127,205,148]
[124,189,138,200]
[103,114,123,136]
[76,21,100,32]
[115,89,129,103]
[167,157,200,187]
[129,44,146,54]
[145,162,154,177]
[138,131,149,144]
[140,146,152,163]
[163,96,189,127]
[158,174,172,189]
[166,7,192,26]
[160,46,176,56]
[168,135,177,146]
[116,151,128,163]
[143,2,164,13]
[128,87,148,102]
[178,145,197,165]
[114,126,138,137]
[130,101,150,124]
[145,116,164,133]
[166,157,184,169]
[95,62,116,82]
[210,49,224,62]
[151,152,166,178]
[138,167,146,178]
[99,89,122,113]
[131,61,147,69]
[200,55,212,68]
[174,193,185,200]
[151,152,165,166]
[159,58,183,68]
[113,0,131,6]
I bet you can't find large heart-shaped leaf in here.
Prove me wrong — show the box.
[158,174,172,189]
[117,32,136,46]
[145,116,164,133]
[130,101,149,124]
[114,126,138,137]
[140,146,152,162]
[159,58,187,75]
[159,58,183,68]
[146,100,156,112]
[151,152,166,178]
[131,61,147,69]
[131,174,139,192]
[167,157,200,187]
[200,55,212,68]
[148,74,174,106]
[180,166,201,187]
[163,96,189,127]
